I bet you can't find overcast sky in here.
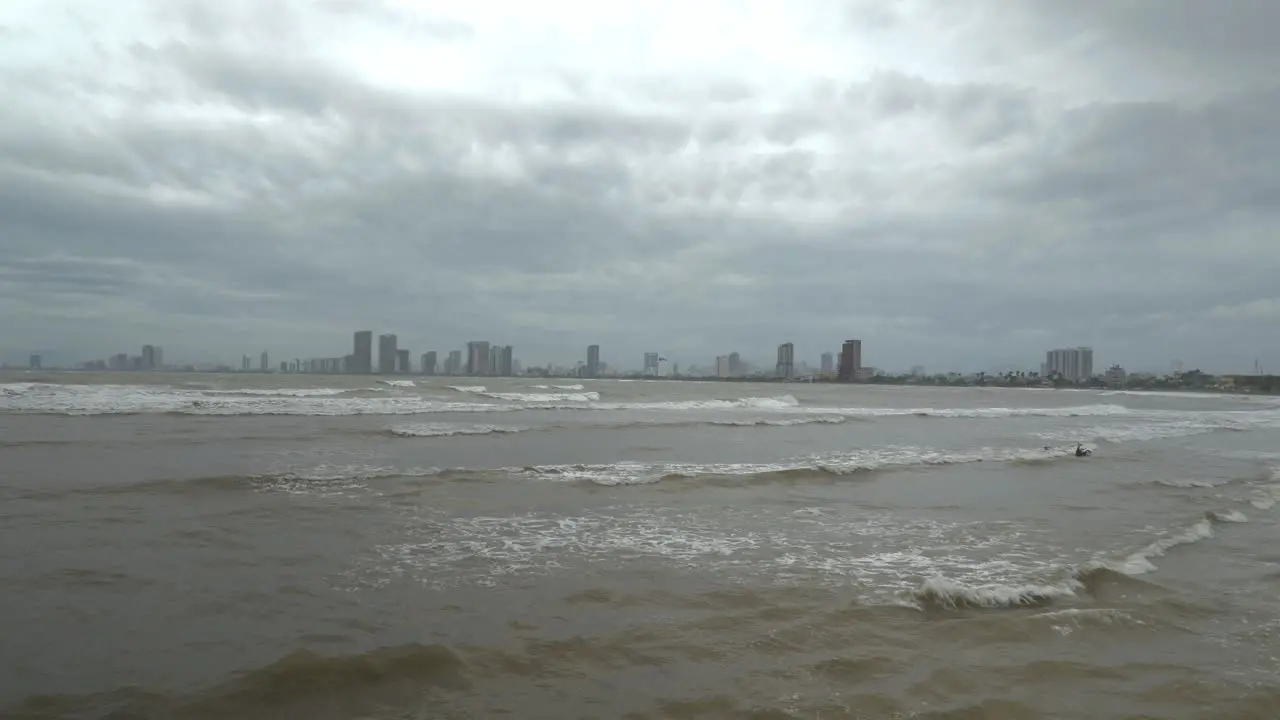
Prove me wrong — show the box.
[2,0,1278,373]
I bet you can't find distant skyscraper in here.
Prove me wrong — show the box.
[497,345,514,376]
[838,339,862,382]
[142,344,159,370]
[260,351,269,372]
[586,345,600,378]
[728,352,741,376]
[446,350,462,375]
[489,346,500,376]
[1044,347,1094,381]
[467,341,491,376]
[28,354,41,370]
[353,331,373,374]
[644,352,660,376]
[421,351,437,375]
[715,355,730,377]
[396,348,410,374]
[776,342,795,379]
[820,352,834,375]
[378,334,398,374]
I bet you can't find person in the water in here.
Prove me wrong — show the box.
[1075,443,1091,457]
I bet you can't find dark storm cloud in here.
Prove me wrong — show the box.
[1,0,1278,372]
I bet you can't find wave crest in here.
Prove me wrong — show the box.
[388,423,525,438]
[914,577,1078,610]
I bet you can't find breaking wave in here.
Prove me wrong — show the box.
[1079,518,1215,577]
[201,387,352,397]
[914,577,1075,610]
[510,445,1076,486]
[478,391,601,403]
[387,423,526,438]
[914,511,1243,611]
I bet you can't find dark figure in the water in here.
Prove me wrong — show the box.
[1075,443,1091,457]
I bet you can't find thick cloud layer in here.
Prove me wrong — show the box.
[2,0,1277,372]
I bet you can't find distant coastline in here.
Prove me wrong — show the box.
[4,368,1276,396]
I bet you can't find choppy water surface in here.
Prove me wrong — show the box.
[3,372,1280,719]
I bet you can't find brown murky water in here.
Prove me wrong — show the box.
[3,373,1279,718]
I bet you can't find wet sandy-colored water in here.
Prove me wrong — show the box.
[3,373,1279,718]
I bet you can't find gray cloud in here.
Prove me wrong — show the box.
[0,0,1278,373]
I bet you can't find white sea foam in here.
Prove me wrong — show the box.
[376,379,416,388]
[1206,509,1249,523]
[1085,519,1215,576]
[250,463,441,496]
[447,385,487,393]
[823,403,1131,419]
[350,507,1062,595]
[914,576,1080,609]
[510,445,1074,486]
[388,423,525,438]
[710,415,847,427]
[1154,478,1225,489]
[0,383,801,416]
[202,387,351,397]
[1039,407,1280,444]
[1249,482,1280,510]
[529,384,585,390]
[479,391,601,403]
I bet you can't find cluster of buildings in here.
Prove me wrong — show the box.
[58,344,166,372]
[266,331,521,377]
[709,339,867,381]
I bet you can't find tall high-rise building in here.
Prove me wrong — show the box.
[378,334,398,374]
[142,344,160,370]
[446,350,462,375]
[28,354,41,370]
[489,346,500,376]
[1044,347,1094,381]
[586,345,600,378]
[352,331,373,374]
[776,342,795,379]
[820,352,834,376]
[728,352,741,376]
[396,348,410,374]
[467,341,491,376]
[499,345,514,377]
[421,351,437,375]
[260,351,269,372]
[715,355,730,377]
[838,339,862,382]
[643,352,660,376]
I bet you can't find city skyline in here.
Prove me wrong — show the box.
[28,328,1247,384]
[2,2,1279,374]
[11,329,1268,380]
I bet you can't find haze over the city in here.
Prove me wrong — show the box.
[2,0,1278,372]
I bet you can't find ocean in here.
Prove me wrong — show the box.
[2,372,1279,719]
